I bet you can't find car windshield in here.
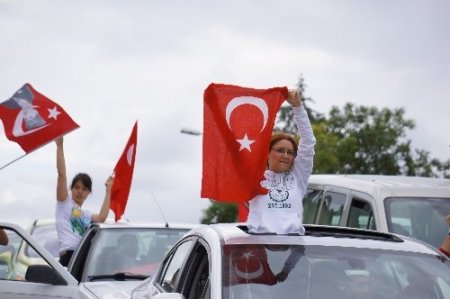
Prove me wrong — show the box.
[222,244,450,299]
[86,228,188,279]
[385,197,450,248]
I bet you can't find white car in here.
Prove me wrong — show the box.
[304,174,450,248]
[0,222,92,299]
[131,223,450,299]
[67,222,195,298]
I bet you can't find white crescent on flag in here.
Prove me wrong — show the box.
[126,144,135,166]
[233,251,264,280]
[225,96,268,152]
[225,96,268,133]
[12,108,49,137]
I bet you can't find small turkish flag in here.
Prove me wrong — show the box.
[111,121,138,222]
[201,83,287,202]
[0,83,79,153]
[224,245,277,286]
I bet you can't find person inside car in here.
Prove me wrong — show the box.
[55,136,114,266]
[247,89,316,234]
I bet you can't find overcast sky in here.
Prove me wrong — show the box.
[1,0,449,228]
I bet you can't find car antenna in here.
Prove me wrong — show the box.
[150,191,169,228]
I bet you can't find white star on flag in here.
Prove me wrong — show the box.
[237,134,255,152]
[242,251,255,260]
[48,106,61,120]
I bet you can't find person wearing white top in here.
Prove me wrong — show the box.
[55,136,114,266]
[247,90,316,234]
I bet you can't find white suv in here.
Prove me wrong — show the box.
[304,174,450,248]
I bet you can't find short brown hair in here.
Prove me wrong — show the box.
[269,132,298,154]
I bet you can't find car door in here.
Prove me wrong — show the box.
[0,223,86,299]
[150,237,197,296]
[303,187,349,226]
[176,239,211,299]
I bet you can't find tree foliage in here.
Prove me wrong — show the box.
[200,201,237,224]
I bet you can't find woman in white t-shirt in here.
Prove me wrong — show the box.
[247,90,316,235]
[55,136,114,266]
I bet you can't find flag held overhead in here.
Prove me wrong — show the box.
[201,83,288,203]
[110,121,138,222]
[0,83,79,153]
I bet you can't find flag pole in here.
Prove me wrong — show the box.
[0,153,27,171]
[0,128,80,172]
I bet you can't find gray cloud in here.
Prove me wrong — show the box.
[1,0,449,228]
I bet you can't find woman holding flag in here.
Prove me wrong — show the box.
[247,89,316,235]
[55,136,114,266]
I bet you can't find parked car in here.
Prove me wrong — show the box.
[67,222,194,298]
[304,174,450,248]
[131,223,450,299]
[0,222,93,299]
[14,218,59,280]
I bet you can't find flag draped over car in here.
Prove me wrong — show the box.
[201,83,287,203]
[111,121,138,222]
[0,83,79,153]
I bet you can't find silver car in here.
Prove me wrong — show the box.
[14,218,59,280]
[305,174,450,248]
[0,222,92,299]
[132,223,450,299]
[67,222,194,298]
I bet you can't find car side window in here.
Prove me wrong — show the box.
[317,191,346,226]
[0,227,52,282]
[158,239,195,292]
[303,189,323,224]
[348,199,376,230]
[0,228,18,280]
[185,244,210,299]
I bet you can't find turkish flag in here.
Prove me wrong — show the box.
[111,121,137,222]
[224,245,277,286]
[201,83,287,202]
[0,83,79,153]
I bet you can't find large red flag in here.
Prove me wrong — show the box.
[0,83,79,153]
[201,83,287,203]
[111,121,138,222]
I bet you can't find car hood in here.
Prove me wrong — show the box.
[82,281,143,298]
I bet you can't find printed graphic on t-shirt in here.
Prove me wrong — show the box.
[263,173,295,209]
[70,206,91,236]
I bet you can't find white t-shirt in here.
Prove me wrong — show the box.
[55,197,92,253]
[247,106,316,234]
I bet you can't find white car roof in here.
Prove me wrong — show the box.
[188,223,440,256]
[308,174,450,198]
[93,222,199,230]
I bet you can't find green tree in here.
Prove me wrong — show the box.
[200,201,237,224]
[326,103,415,175]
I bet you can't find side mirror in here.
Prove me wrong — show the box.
[25,264,67,285]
